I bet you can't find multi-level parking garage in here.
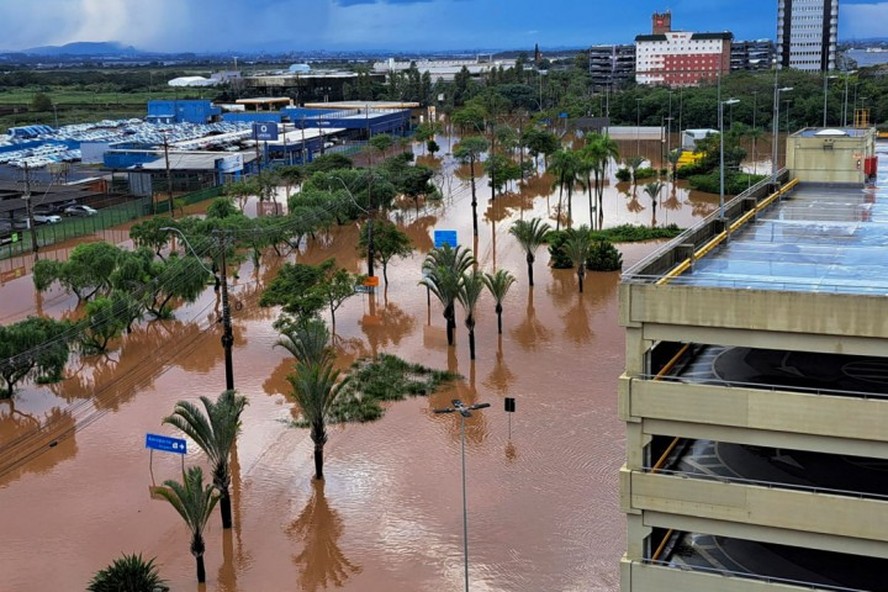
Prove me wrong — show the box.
[619,139,888,592]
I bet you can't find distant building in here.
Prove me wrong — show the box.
[588,44,636,91]
[777,0,838,71]
[731,39,775,71]
[635,11,732,87]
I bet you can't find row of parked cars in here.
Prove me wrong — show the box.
[1,202,98,234]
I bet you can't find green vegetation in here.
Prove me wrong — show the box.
[0,316,73,398]
[586,240,624,272]
[316,354,460,424]
[87,553,169,592]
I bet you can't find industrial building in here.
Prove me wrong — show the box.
[777,0,839,71]
[619,126,886,591]
[635,11,732,87]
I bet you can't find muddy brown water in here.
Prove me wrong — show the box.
[0,145,719,591]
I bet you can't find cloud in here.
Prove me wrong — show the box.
[841,2,888,38]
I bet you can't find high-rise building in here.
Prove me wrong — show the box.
[588,44,636,91]
[731,39,775,72]
[777,0,839,71]
[635,11,732,87]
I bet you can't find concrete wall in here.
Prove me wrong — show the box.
[786,128,876,183]
[622,559,839,592]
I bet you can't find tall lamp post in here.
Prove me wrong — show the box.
[719,98,740,220]
[635,98,642,156]
[162,227,235,391]
[842,70,857,128]
[434,399,490,592]
[771,84,793,184]
[822,73,838,127]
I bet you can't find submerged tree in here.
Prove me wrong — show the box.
[453,136,489,238]
[163,390,248,530]
[358,220,413,286]
[509,217,551,288]
[419,244,475,346]
[156,467,219,584]
[482,269,516,334]
[457,270,485,360]
[563,226,592,293]
[0,316,72,398]
[87,553,169,592]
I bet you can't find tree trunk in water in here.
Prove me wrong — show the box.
[526,253,535,287]
[383,262,389,285]
[567,187,573,227]
[314,442,324,481]
[220,488,232,529]
[444,304,454,346]
[196,555,206,584]
[496,304,503,334]
[577,268,585,293]
[470,163,479,237]
[468,326,476,360]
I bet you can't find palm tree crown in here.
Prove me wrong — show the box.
[482,269,516,334]
[419,244,475,346]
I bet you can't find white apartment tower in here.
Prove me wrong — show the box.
[777,0,838,71]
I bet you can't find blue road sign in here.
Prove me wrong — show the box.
[558,112,569,119]
[253,122,279,141]
[433,229,458,249]
[145,433,187,455]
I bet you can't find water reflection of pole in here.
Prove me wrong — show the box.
[433,399,490,592]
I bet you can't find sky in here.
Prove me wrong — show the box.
[1,0,886,53]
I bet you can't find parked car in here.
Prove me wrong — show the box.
[33,213,62,224]
[64,205,98,217]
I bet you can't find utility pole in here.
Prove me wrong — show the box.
[22,163,38,255]
[218,231,235,391]
[162,133,174,218]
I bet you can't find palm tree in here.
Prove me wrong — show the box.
[453,137,489,238]
[583,134,620,227]
[625,155,645,186]
[419,244,475,346]
[509,217,551,288]
[482,269,516,334]
[547,149,582,229]
[156,467,219,584]
[288,360,351,481]
[88,554,169,592]
[563,226,592,293]
[163,390,248,530]
[276,317,334,367]
[643,181,664,228]
[457,270,485,360]
[666,148,682,181]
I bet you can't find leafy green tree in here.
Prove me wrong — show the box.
[414,121,441,154]
[427,139,440,156]
[261,259,360,331]
[484,153,521,196]
[156,467,219,584]
[521,128,559,170]
[451,104,487,135]
[419,244,475,346]
[31,92,53,112]
[129,217,174,259]
[81,295,129,353]
[205,196,241,220]
[358,220,413,286]
[288,358,351,481]
[163,390,247,530]
[586,240,623,272]
[314,263,362,333]
[453,136,488,237]
[509,217,551,287]
[33,241,122,302]
[145,255,211,318]
[563,225,592,293]
[457,270,485,360]
[0,316,72,398]
[87,553,169,592]
[482,269,516,334]
[368,134,395,165]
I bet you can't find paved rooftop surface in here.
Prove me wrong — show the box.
[681,144,888,294]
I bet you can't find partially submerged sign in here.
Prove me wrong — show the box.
[433,229,458,249]
[145,433,187,455]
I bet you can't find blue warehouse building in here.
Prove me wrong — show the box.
[146,100,221,124]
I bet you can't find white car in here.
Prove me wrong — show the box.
[64,205,98,217]
[33,213,62,224]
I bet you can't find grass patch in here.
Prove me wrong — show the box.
[588,224,683,242]
[295,353,460,425]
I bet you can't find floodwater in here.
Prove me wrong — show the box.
[0,140,720,591]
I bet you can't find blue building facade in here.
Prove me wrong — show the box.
[146,100,221,124]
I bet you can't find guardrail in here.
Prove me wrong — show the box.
[654,177,800,286]
[642,467,888,502]
[633,371,888,401]
[639,559,867,592]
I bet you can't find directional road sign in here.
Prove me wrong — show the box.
[433,229,458,249]
[145,433,187,455]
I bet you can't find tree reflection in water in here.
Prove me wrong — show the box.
[286,480,361,592]
[510,289,552,351]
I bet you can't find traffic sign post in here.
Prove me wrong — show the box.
[504,397,516,439]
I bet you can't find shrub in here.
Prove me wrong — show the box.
[585,240,623,272]
[88,554,169,592]
[688,171,767,195]
[615,167,631,182]
[545,230,574,269]
[634,167,657,181]
[675,162,707,179]
[589,223,683,242]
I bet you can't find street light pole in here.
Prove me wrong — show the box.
[433,399,490,592]
[635,98,642,156]
[162,227,235,391]
[332,176,374,278]
[771,69,793,184]
[822,73,838,127]
[719,98,740,220]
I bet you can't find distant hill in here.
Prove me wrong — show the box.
[23,41,140,57]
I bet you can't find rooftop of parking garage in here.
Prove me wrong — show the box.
[623,147,888,295]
